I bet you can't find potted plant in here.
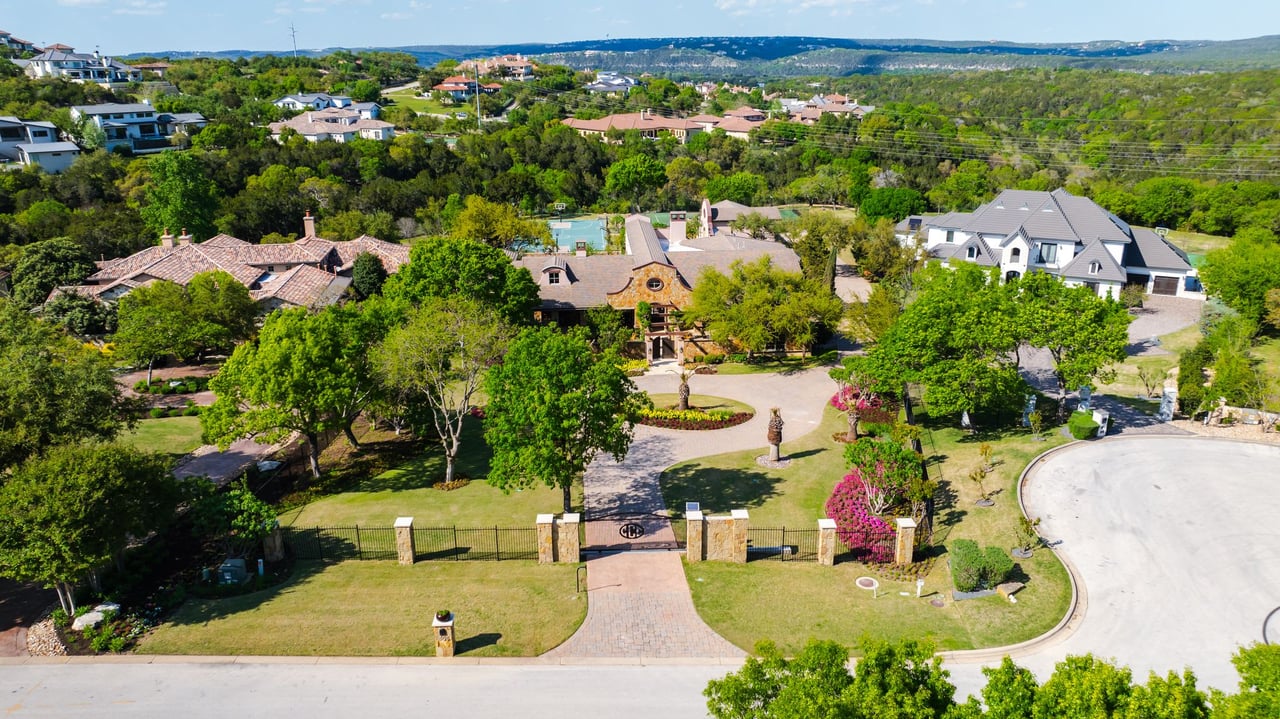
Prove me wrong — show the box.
[1012,516,1041,559]
[435,609,452,622]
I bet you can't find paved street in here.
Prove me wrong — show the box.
[945,436,1280,696]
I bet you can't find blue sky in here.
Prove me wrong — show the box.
[13,0,1280,56]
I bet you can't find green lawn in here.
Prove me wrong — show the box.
[119,416,204,461]
[1165,229,1230,258]
[1253,336,1280,411]
[1095,322,1202,399]
[662,402,1075,655]
[646,393,755,416]
[279,416,576,528]
[383,90,454,115]
[138,560,584,657]
[713,356,835,376]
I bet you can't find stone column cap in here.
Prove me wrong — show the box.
[536,513,556,524]
[394,516,414,528]
[560,513,581,524]
[895,517,918,529]
[687,510,704,521]
[730,509,750,520]
[817,518,837,530]
[432,615,455,628]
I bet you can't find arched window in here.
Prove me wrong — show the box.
[1088,261,1101,276]
[1010,247,1021,263]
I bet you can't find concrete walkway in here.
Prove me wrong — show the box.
[548,367,837,659]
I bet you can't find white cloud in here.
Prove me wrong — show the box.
[55,0,106,5]
[114,0,167,16]
[381,11,411,19]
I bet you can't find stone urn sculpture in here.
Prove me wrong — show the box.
[767,407,784,461]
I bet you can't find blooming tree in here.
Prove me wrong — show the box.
[829,382,883,441]
[825,474,896,563]
[843,438,921,515]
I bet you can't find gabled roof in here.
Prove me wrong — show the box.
[250,264,346,308]
[1060,239,1127,283]
[562,112,700,134]
[951,236,1000,267]
[708,200,782,223]
[941,188,1133,246]
[625,215,669,269]
[72,103,154,116]
[297,235,410,273]
[17,141,79,154]
[1124,229,1193,271]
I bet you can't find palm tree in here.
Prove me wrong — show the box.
[678,369,692,410]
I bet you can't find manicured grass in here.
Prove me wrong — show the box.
[1253,336,1280,411]
[1165,229,1230,258]
[1095,322,1202,398]
[713,356,835,376]
[662,402,1075,654]
[279,415,578,528]
[119,416,204,460]
[646,393,755,416]
[138,560,584,657]
[383,90,454,115]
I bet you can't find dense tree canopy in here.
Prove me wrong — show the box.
[384,237,539,325]
[483,326,646,511]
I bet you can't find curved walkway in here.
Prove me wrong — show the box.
[546,367,837,659]
[944,436,1280,695]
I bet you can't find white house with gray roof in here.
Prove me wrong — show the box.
[273,93,382,119]
[23,46,140,87]
[71,103,208,154]
[896,188,1203,299]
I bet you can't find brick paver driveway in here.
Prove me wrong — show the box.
[546,367,836,659]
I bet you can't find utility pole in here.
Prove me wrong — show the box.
[289,23,298,60]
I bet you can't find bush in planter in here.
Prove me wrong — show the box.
[1067,411,1100,440]
[183,406,201,417]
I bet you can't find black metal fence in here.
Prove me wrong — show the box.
[281,525,538,562]
[746,527,819,562]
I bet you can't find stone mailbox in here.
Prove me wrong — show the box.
[433,612,455,657]
[556,513,581,563]
[894,518,917,566]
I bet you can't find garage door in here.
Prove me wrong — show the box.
[1152,276,1179,296]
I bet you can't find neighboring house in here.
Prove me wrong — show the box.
[273,93,382,119]
[431,76,501,101]
[52,214,409,311]
[131,61,172,78]
[698,199,785,237]
[16,142,81,173]
[24,46,141,87]
[584,71,639,94]
[71,103,208,154]
[512,212,800,362]
[688,107,768,140]
[0,30,39,54]
[896,188,1203,299]
[562,110,703,144]
[268,107,395,143]
[787,95,875,124]
[0,116,59,157]
[458,54,536,81]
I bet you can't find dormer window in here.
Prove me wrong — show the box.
[1010,247,1022,263]
[966,246,977,259]
[1088,261,1101,276]
[547,270,561,285]
[1037,243,1057,264]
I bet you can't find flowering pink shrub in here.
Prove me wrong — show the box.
[825,470,897,563]
[830,383,883,440]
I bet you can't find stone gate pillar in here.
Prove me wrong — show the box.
[394,516,415,566]
[730,510,749,564]
[536,514,555,564]
[556,513,581,563]
[686,510,705,562]
[894,518,917,566]
[817,518,837,566]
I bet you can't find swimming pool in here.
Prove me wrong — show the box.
[548,218,607,252]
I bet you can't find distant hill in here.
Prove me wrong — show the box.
[124,35,1280,76]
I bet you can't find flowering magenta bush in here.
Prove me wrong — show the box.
[825,471,896,564]
[830,383,883,440]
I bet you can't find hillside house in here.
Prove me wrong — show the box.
[24,46,141,87]
[562,110,703,144]
[268,107,395,143]
[70,103,207,154]
[273,93,382,119]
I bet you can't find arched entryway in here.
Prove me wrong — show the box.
[1005,270,1021,283]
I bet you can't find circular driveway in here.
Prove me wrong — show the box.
[947,436,1280,695]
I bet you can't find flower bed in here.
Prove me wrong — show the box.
[134,376,210,395]
[637,407,753,430]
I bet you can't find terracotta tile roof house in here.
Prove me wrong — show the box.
[896,188,1202,299]
[268,107,395,143]
[54,221,408,310]
[512,213,801,362]
[697,199,785,238]
[458,54,537,81]
[562,110,703,144]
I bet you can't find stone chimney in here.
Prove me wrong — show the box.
[159,228,175,248]
[303,210,316,238]
[177,228,193,245]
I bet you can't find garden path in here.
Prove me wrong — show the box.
[545,366,837,659]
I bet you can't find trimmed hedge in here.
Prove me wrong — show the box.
[1067,410,1100,440]
[949,538,1014,592]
